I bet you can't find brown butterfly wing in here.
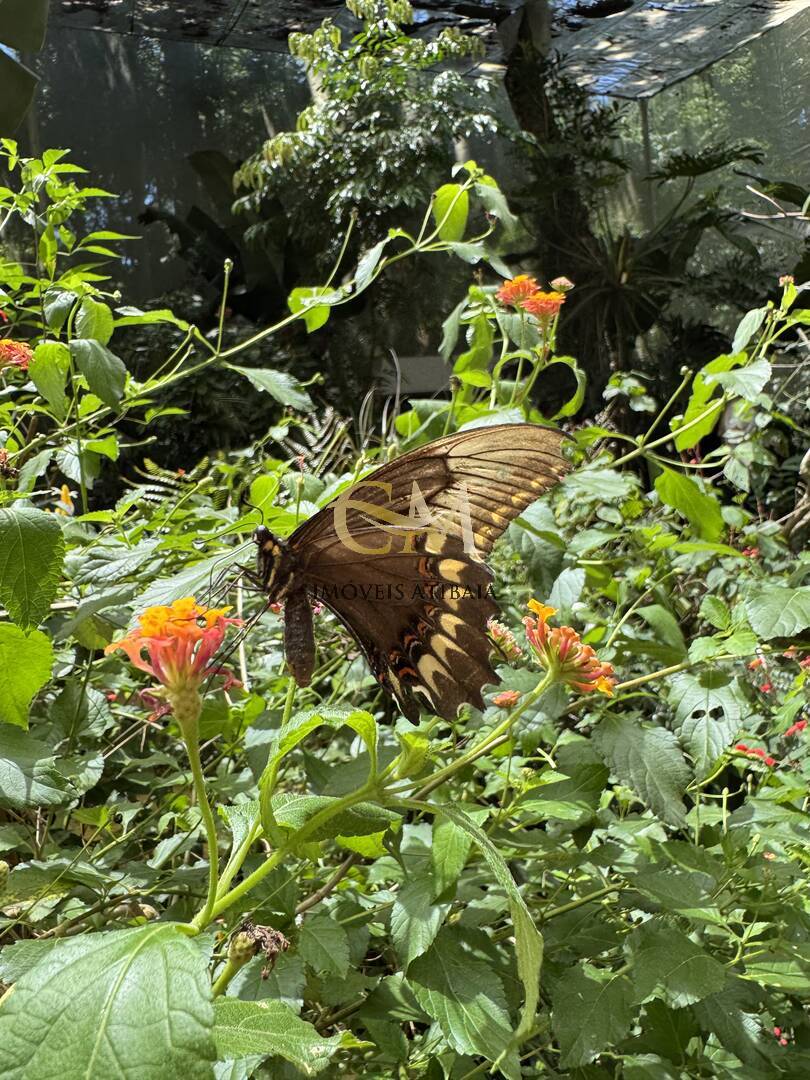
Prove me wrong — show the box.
[287,423,569,721]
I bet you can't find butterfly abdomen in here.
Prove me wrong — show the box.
[283,588,316,687]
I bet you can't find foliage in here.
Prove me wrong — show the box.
[0,143,809,1079]
[0,0,49,132]
[235,0,496,262]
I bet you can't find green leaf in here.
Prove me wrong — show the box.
[699,595,730,631]
[453,312,493,376]
[270,794,397,843]
[741,947,810,991]
[113,305,190,330]
[75,296,114,345]
[230,365,313,411]
[297,912,350,978]
[668,671,747,776]
[0,506,65,630]
[671,353,745,451]
[432,183,469,242]
[408,927,518,1075]
[592,715,691,827]
[29,341,70,418]
[551,962,634,1067]
[474,180,522,240]
[0,924,216,1079]
[517,762,609,825]
[0,626,52,728]
[745,585,810,639]
[355,238,388,292]
[632,925,726,1007]
[705,358,771,401]
[0,726,70,808]
[260,707,378,824]
[286,286,341,333]
[731,307,767,353]
[130,549,244,615]
[391,873,450,968]
[213,998,344,1075]
[431,814,475,898]
[431,803,542,1046]
[654,469,723,541]
[42,289,75,332]
[69,338,127,409]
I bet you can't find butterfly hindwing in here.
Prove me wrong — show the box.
[262,423,570,721]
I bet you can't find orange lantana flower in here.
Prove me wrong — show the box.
[0,339,33,372]
[523,600,615,695]
[496,275,539,308]
[492,690,521,709]
[520,291,566,321]
[105,597,242,699]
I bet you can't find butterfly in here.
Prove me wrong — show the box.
[253,423,570,722]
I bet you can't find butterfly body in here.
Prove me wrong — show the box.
[254,424,570,722]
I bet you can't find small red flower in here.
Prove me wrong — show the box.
[741,546,760,558]
[487,617,523,662]
[748,657,764,670]
[759,682,773,693]
[785,719,807,738]
[800,657,810,671]
[492,690,521,709]
[735,743,777,767]
[0,310,8,322]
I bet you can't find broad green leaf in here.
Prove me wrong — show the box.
[29,341,70,418]
[431,803,542,1046]
[517,762,609,825]
[453,312,493,376]
[286,286,341,333]
[668,671,747,775]
[227,951,305,1010]
[592,715,691,827]
[230,365,313,411]
[114,305,190,330]
[0,726,70,808]
[548,566,585,616]
[270,794,397,843]
[391,873,450,968]
[355,238,388,292]
[75,296,114,345]
[432,183,469,242]
[705,357,771,401]
[0,48,37,134]
[408,927,519,1078]
[213,998,344,1075]
[693,984,773,1070]
[0,506,64,630]
[551,963,634,1067]
[0,924,216,1079]
[632,924,726,1007]
[0,626,52,728]
[654,469,723,541]
[745,585,810,639]
[700,595,730,630]
[741,947,810,991]
[297,912,350,978]
[42,289,75,331]
[474,180,522,240]
[671,353,745,451]
[635,604,687,661]
[69,338,126,409]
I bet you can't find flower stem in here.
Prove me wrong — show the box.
[184,724,220,929]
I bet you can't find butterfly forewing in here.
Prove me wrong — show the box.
[265,423,570,721]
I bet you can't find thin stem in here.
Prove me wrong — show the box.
[216,260,233,353]
[185,725,220,928]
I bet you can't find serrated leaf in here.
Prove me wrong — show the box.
[0,726,70,808]
[593,715,691,827]
[69,338,126,409]
[0,626,52,728]
[632,925,726,1007]
[391,873,450,968]
[431,814,475,898]
[75,296,114,344]
[745,585,810,639]
[668,671,747,776]
[0,924,216,1079]
[551,962,634,1067]
[230,365,313,411]
[213,998,343,1075]
[0,506,64,630]
[706,357,771,401]
[408,927,518,1075]
[297,913,350,978]
[29,341,70,418]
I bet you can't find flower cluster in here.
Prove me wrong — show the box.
[0,339,33,372]
[495,275,573,323]
[487,617,523,662]
[523,599,615,695]
[735,743,777,767]
[785,718,807,738]
[492,689,521,710]
[105,597,242,728]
